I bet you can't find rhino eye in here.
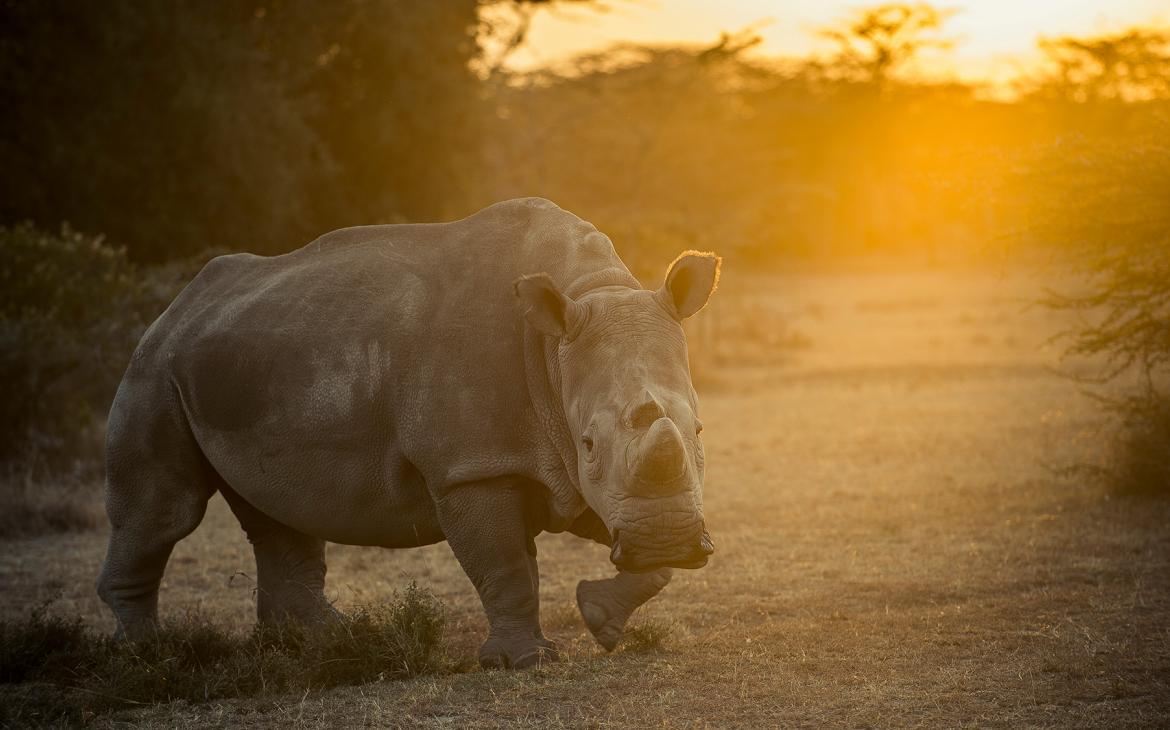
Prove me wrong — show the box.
[695,421,704,436]
[581,435,594,452]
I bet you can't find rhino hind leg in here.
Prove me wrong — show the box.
[576,568,673,652]
[219,484,337,625]
[98,394,216,639]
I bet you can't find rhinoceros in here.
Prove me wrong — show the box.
[98,197,719,668]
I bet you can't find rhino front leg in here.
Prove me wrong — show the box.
[565,507,674,651]
[577,568,673,651]
[436,478,557,669]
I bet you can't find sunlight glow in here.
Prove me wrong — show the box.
[511,0,1170,82]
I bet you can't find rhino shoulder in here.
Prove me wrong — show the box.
[483,196,561,215]
[168,252,267,300]
[300,225,400,254]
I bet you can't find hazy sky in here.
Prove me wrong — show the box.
[510,0,1169,82]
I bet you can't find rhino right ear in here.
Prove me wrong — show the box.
[514,274,584,339]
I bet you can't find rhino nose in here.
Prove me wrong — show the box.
[609,533,625,565]
[699,530,715,555]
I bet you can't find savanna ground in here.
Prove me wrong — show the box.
[2,264,1168,727]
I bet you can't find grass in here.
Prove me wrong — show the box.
[0,584,448,726]
[0,469,103,540]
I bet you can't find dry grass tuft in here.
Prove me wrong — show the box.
[0,583,450,726]
[621,621,673,652]
[0,470,103,540]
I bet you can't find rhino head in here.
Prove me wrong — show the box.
[515,252,720,573]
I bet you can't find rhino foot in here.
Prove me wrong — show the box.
[576,579,631,652]
[478,634,560,670]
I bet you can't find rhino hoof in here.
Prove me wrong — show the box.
[479,637,559,670]
[576,580,625,653]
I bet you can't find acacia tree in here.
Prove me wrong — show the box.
[1033,28,1170,102]
[819,3,955,89]
[1012,27,1170,493]
[1028,111,1170,493]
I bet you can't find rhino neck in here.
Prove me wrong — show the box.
[523,323,585,531]
[562,267,639,299]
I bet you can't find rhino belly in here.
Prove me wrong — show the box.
[200,431,444,548]
[178,330,445,548]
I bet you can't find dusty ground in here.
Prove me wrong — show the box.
[2,265,1168,727]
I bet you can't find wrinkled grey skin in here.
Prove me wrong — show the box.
[98,197,719,668]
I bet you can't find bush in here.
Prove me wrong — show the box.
[0,601,94,685]
[0,223,186,471]
[1099,392,1170,495]
[0,584,449,725]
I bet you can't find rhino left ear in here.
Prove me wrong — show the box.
[658,250,721,320]
[514,273,584,339]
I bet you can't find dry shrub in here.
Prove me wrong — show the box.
[1104,391,1170,496]
[0,584,449,726]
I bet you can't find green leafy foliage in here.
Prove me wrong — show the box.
[0,1,486,261]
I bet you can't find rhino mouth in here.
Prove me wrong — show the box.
[609,528,715,573]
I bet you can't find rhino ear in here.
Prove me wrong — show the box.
[514,273,583,339]
[659,250,721,320]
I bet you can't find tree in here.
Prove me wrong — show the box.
[819,3,955,89]
[1032,28,1170,102]
[0,1,591,261]
[1028,115,1170,493]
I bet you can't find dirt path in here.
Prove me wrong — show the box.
[3,267,1168,727]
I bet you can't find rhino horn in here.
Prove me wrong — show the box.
[634,417,687,483]
[628,388,666,428]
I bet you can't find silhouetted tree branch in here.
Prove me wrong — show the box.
[819,3,956,88]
